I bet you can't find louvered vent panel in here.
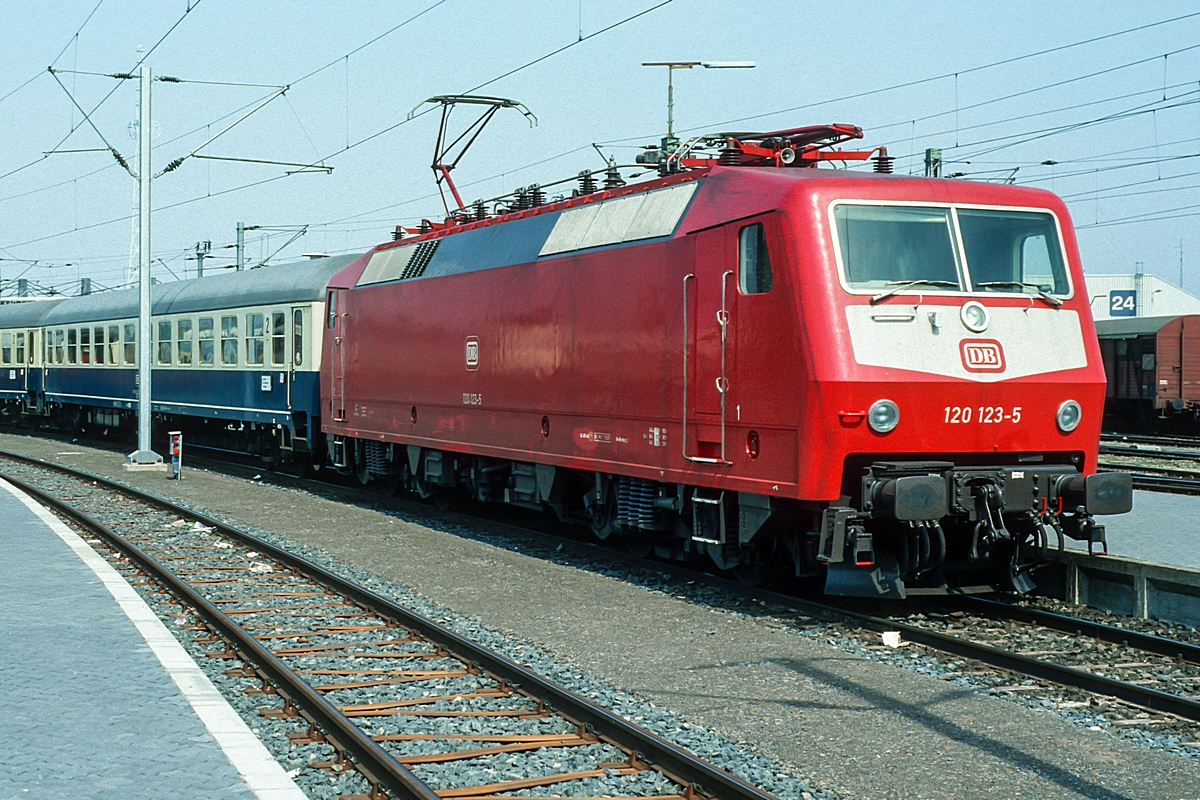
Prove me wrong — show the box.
[401,240,440,279]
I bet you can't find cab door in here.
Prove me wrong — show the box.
[684,226,736,463]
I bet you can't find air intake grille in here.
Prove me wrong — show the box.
[401,239,440,279]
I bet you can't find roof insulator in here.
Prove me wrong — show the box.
[603,162,625,190]
[577,170,597,195]
[873,149,894,174]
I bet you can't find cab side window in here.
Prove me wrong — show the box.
[738,222,773,295]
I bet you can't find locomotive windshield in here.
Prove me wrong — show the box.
[833,203,1069,296]
[834,205,961,289]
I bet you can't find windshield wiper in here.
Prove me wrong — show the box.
[975,280,1063,307]
[870,279,958,304]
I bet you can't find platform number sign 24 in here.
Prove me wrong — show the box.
[1109,289,1136,317]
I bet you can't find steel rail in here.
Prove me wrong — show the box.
[1099,443,1200,461]
[0,450,778,800]
[0,471,441,800]
[964,596,1200,665]
[1096,462,1200,495]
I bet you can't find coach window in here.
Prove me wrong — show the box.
[177,319,193,366]
[293,309,304,366]
[80,327,91,364]
[93,326,105,365]
[54,330,64,364]
[67,329,78,364]
[198,318,214,366]
[108,325,120,365]
[123,324,136,365]
[271,311,285,366]
[18,332,27,364]
[246,313,265,366]
[221,316,238,366]
[738,222,773,294]
[1,333,10,364]
[158,321,173,365]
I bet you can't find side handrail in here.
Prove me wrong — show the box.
[682,272,731,465]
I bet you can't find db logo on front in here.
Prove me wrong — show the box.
[960,339,1006,373]
[465,336,479,371]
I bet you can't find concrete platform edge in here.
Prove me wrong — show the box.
[0,477,307,800]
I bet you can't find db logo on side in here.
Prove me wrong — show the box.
[960,339,1006,373]
[465,336,479,371]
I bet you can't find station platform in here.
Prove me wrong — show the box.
[0,477,306,799]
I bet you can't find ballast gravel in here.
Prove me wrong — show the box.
[5,433,1200,799]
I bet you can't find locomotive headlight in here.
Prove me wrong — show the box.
[1056,399,1082,432]
[961,301,989,333]
[868,399,900,433]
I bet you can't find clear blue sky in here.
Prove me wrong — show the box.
[1,1,1198,295]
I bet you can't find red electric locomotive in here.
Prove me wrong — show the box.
[320,122,1132,598]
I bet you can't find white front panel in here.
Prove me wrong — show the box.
[845,304,1088,382]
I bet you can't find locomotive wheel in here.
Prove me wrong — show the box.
[589,492,617,541]
[733,560,766,587]
[625,532,654,558]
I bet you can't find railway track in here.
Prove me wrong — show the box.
[6,441,1200,759]
[1097,435,1200,494]
[0,449,777,800]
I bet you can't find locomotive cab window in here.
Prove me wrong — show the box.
[834,205,962,290]
[957,209,1068,296]
[738,223,773,294]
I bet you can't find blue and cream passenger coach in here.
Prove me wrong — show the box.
[0,254,355,464]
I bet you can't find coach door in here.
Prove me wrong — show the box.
[329,290,348,421]
[683,226,736,464]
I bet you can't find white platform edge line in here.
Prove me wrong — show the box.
[0,477,308,800]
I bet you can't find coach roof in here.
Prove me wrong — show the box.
[39,254,360,326]
[0,298,67,328]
